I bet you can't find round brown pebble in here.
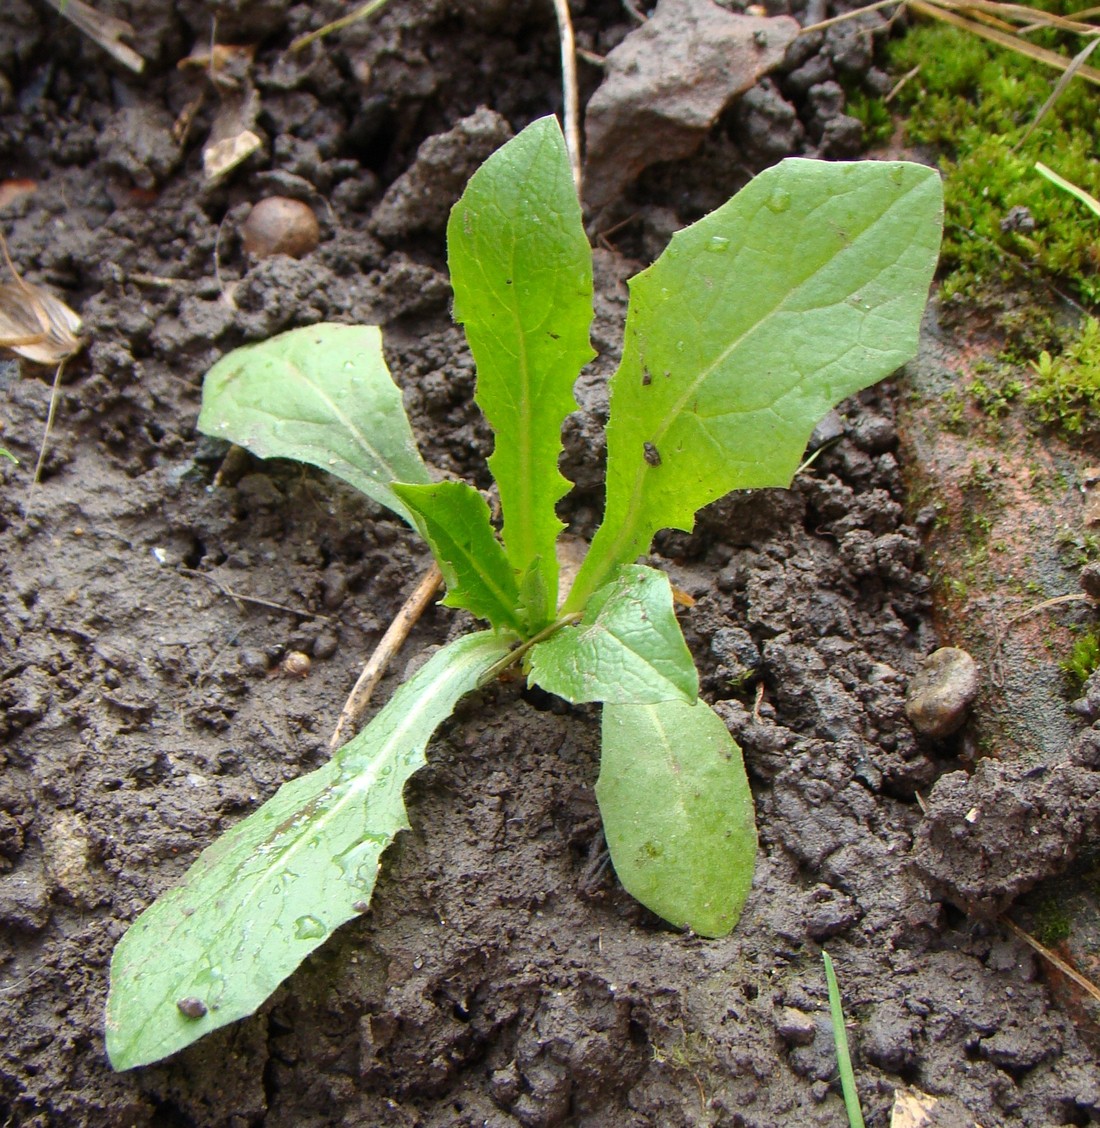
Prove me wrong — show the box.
[240,197,320,258]
[280,650,312,678]
[905,647,980,738]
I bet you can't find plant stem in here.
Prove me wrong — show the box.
[478,611,582,687]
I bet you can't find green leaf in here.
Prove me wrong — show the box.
[566,159,943,609]
[394,480,524,633]
[448,116,596,626]
[105,630,511,1071]
[528,565,697,704]
[598,697,756,938]
[198,323,430,526]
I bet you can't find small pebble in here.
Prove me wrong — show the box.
[905,647,979,738]
[1081,561,1100,601]
[240,197,320,258]
[776,1007,817,1046]
[313,631,339,660]
[279,650,312,678]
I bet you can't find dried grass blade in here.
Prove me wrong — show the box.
[945,0,1100,35]
[1016,37,1100,148]
[908,0,1100,86]
[800,0,903,36]
[39,0,144,73]
[289,0,391,53]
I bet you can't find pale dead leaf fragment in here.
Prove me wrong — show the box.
[177,41,265,181]
[891,1087,939,1128]
[0,282,82,366]
[583,0,799,209]
[0,235,85,487]
[0,180,37,211]
[204,130,263,180]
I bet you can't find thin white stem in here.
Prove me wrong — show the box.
[551,0,583,195]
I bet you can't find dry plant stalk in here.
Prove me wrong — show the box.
[289,0,391,53]
[39,0,144,73]
[0,233,84,483]
[803,0,1100,87]
[330,562,443,748]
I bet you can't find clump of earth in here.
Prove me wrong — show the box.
[1,0,1098,1125]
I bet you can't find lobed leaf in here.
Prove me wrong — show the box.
[566,159,943,609]
[598,697,756,937]
[394,480,524,633]
[448,116,596,627]
[105,631,511,1071]
[198,323,430,526]
[527,565,697,705]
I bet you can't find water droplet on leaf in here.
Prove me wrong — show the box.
[294,914,327,940]
[707,236,730,253]
[765,188,791,214]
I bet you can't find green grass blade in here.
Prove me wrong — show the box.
[105,631,511,1070]
[447,116,595,626]
[598,697,756,937]
[198,323,430,526]
[566,159,942,610]
[1035,160,1100,219]
[823,950,867,1128]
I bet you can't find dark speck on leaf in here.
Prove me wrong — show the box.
[177,997,208,1019]
[644,442,661,467]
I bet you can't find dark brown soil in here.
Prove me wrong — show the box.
[1,1,1098,1125]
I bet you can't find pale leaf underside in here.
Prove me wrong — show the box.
[198,323,430,526]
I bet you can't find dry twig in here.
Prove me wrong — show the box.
[0,232,84,486]
[551,0,583,194]
[330,562,443,748]
[1002,916,1100,1008]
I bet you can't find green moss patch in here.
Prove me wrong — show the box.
[885,23,1100,309]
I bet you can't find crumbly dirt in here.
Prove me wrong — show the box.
[1,1,1098,1126]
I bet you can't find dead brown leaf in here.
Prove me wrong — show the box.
[0,233,85,487]
[0,250,82,367]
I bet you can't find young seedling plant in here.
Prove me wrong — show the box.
[105,117,942,1069]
